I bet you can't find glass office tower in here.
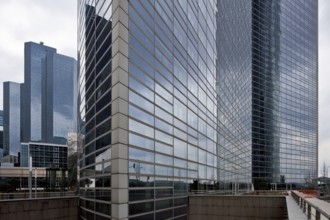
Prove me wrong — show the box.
[218,0,318,186]
[78,0,317,219]
[0,110,3,152]
[78,0,228,219]
[22,42,57,142]
[3,82,21,156]
[216,0,253,187]
[22,42,76,144]
[43,53,77,144]
[0,110,3,126]
[250,0,318,184]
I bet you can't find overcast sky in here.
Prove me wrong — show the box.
[0,1,329,173]
[0,0,77,96]
[318,0,330,172]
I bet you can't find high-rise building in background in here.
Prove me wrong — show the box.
[2,42,76,169]
[78,0,318,219]
[216,0,253,187]
[3,82,21,156]
[22,42,77,144]
[21,42,57,143]
[0,110,3,161]
[217,0,318,185]
[42,52,77,144]
[0,110,3,126]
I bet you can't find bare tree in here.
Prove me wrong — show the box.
[321,161,328,177]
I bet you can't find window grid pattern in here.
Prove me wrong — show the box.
[127,0,219,219]
[78,0,113,219]
[29,144,68,168]
[216,0,253,187]
[251,0,318,183]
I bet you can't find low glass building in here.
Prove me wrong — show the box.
[20,142,68,169]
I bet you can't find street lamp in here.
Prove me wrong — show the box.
[35,167,37,198]
[29,155,32,199]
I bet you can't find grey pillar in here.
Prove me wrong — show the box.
[111,0,129,219]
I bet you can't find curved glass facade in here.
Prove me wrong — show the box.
[278,0,318,184]
[78,0,113,219]
[216,0,253,188]
[216,0,318,186]
[127,0,222,219]
[251,0,318,184]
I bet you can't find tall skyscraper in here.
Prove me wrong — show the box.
[3,82,21,156]
[216,0,253,187]
[42,52,77,144]
[0,110,3,152]
[78,0,317,219]
[0,110,3,126]
[22,42,76,144]
[217,0,318,185]
[0,108,3,163]
[2,42,76,166]
[22,42,57,143]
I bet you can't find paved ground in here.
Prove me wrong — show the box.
[286,196,308,220]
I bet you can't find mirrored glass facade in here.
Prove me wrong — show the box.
[250,0,318,184]
[0,110,3,160]
[78,0,113,219]
[0,110,3,126]
[22,42,57,142]
[127,0,218,218]
[22,42,76,145]
[3,82,21,156]
[217,0,317,185]
[216,0,253,187]
[20,142,68,168]
[78,0,317,219]
[43,53,77,144]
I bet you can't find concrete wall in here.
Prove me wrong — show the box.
[189,195,286,220]
[0,196,78,220]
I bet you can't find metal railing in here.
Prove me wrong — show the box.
[292,190,330,220]
[189,189,251,196]
[0,191,77,200]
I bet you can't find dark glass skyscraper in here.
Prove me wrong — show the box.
[78,0,317,219]
[3,82,21,156]
[217,0,318,185]
[0,110,3,152]
[0,110,3,126]
[42,53,77,144]
[22,42,57,142]
[22,42,76,144]
[216,0,253,186]
[2,42,76,162]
